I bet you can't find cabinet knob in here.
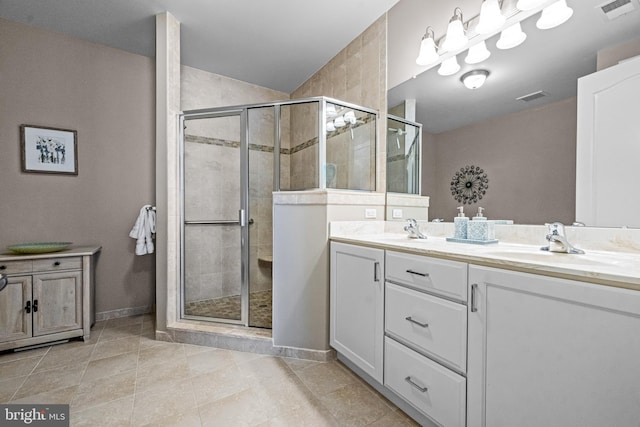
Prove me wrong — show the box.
[33,299,38,312]
[25,300,31,314]
[53,261,61,266]
[0,265,6,270]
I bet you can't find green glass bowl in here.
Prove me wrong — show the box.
[7,242,72,254]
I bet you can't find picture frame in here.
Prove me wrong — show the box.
[20,124,78,175]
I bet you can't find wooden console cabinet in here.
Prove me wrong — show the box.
[0,246,101,351]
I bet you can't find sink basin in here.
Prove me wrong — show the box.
[483,249,621,267]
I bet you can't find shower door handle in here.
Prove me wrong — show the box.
[239,209,246,227]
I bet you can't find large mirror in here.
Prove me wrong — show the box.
[387,0,640,226]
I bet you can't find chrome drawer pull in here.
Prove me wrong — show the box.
[405,376,428,393]
[406,269,429,277]
[405,316,429,328]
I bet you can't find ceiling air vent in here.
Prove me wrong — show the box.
[597,0,637,20]
[516,91,548,102]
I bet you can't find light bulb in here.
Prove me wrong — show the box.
[465,41,491,64]
[343,111,356,125]
[442,8,468,52]
[416,34,439,66]
[438,56,461,76]
[476,0,506,34]
[536,0,574,29]
[496,22,527,50]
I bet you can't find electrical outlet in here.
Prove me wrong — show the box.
[365,208,377,219]
[392,209,403,219]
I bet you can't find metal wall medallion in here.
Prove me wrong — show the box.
[451,165,489,204]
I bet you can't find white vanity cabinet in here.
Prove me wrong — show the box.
[0,247,100,351]
[467,265,640,427]
[384,250,467,427]
[330,242,384,382]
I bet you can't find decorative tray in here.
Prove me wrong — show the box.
[7,242,72,254]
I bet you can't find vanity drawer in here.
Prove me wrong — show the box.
[33,257,82,272]
[385,251,467,302]
[385,283,467,373]
[0,260,33,275]
[385,337,466,427]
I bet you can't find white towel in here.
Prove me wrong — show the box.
[129,205,156,255]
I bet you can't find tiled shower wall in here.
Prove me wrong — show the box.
[288,103,319,190]
[291,15,387,193]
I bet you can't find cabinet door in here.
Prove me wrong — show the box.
[32,271,82,336]
[0,276,32,343]
[330,242,384,382]
[576,56,640,227]
[467,265,640,427]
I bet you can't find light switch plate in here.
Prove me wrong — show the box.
[365,208,377,219]
[392,209,403,219]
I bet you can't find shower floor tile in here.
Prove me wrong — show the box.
[184,290,272,329]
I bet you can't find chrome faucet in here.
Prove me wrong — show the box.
[404,218,427,239]
[541,222,585,254]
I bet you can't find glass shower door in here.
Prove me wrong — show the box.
[181,111,248,325]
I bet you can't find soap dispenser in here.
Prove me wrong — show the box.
[453,206,468,239]
[473,207,486,220]
[468,207,495,240]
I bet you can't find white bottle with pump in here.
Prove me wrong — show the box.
[453,206,468,239]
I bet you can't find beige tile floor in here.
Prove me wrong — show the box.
[0,315,419,426]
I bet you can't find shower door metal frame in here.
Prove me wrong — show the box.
[386,114,423,195]
[179,108,250,326]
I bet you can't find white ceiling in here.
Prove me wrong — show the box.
[387,0,640,133]
[0,0,399,93]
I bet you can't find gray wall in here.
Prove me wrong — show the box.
[424,97,577,224]
[0,18,156,315]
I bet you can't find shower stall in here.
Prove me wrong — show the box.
[386,114,422,195]
[179,97,377,328]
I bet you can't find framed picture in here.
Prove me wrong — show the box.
[20,124,78,175]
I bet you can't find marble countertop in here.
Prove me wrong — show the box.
[330,233,640,291]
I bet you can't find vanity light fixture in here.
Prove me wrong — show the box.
[416,27,440,66]
[476,0,506,34]
[414,1,574,82]
[461,69,490,89]
[465,40,491,64]
[496,22,527,49]
[442,8,468,52]
[536,0,574,29]
[516,0,548,10]
[438,56,461,76]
